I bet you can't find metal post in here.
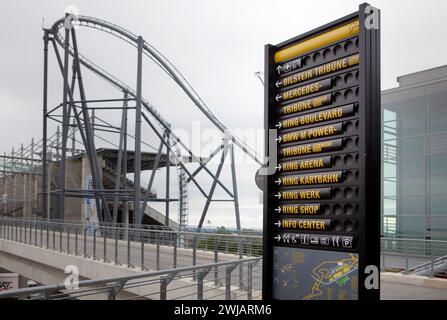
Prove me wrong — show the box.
[103,229,107,262]
[248,240,252,256]
[160,277,168,300]
[115,227,118,265]
[40,222,43,247]
[47,149,52,221]
[197,268,210,300]
[67,226,70,253]
[91,108,95,138]
[193,236,197,269]
[93,228,97,259]
[141,233,145,270]
[122,102,128,231]
[127,230,131,268]
[165,133,170,226]
[134,36,144,225]
[123,202,129,241]
[83,226,87,258]
[55,127,60,159]
[405,240,409,274]
[173,233,177,268]
[46,223,49,249]
[230,144,241,231]
[239,238,244,290]
[52,225,55,250]
[34,220,37,246]
[247,263,253,300]
[156,233,160,270]
[214,237,219,285]
[429,240,434,277]
[58,21,70,222]
[59,225,62,252]
[225,264,236,300]
[75,227,78,256]
[71,116,76,157]
[42,29,50,221]
[112,93,128,222]
[108,287,116,300]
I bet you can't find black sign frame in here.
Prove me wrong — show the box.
[263,3,380,300]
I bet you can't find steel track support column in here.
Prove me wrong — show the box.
[49,39,90,176]
[71,117,76,157]
[56,127,60,160]
[42,29,50,220]
[112,92,128,223]
[58,21,70,221]
[134,36,143,225]
[123,98,129,232]
[91,109,95,139]
[165,132,170,227]
[70,28,112,222]
[230,144,241,232]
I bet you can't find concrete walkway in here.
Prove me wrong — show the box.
[381,282,447,300]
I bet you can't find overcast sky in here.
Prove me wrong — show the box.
[0,0,446,229]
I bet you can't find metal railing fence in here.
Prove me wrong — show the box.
[381,237,447,276]
[0,257,262,300]
[0,217,262,288]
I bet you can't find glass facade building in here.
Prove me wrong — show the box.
[382,65,447,240]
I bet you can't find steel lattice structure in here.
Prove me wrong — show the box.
[34,14,263,231]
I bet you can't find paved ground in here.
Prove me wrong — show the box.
[381,281,447,300]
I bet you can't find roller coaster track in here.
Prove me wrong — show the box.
[50,15,264,165]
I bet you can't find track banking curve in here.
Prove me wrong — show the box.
[50,15,263,165]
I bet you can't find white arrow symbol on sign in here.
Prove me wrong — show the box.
[275,80,282,88]
[275,122,282,129]
[275,164,282,171]
[275,94,282,102]
[274,192,281,199]
[275,207,281,213]
[276,136,282,143]
[275,179,282,185]
[274,235,281,242]
[275,221,281,227]
[276,65,282,74]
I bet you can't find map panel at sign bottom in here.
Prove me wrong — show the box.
[272,246,358,300]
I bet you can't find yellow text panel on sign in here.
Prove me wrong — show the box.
[274,19,359,63]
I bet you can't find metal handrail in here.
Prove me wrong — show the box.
[0,217,262,240]
[0,257,261,300]
[382,237,447,244]
[381,237,447,277]
[0,217,263,282]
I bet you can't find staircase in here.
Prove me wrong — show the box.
[102,163,178,229]
[177,165,188,246]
